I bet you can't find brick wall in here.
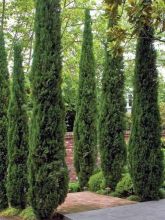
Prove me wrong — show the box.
[65,132,77,182]
[64,132,130,182]
[65,131,165,182]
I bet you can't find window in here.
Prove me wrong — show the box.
[128,94,133,107]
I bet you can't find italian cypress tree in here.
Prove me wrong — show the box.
[128,0,164,201]
[74,9,97,189]
[0,31,9,210]
[99,2,126,190]
[6,42,28,209]
[28,0,69,219]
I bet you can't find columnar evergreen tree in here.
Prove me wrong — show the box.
[74,9,97,189]
[7,42,28,209]
[129,0,164,201]
[28,0,69,219]
[99,1,126,190]
[0,31,9,210]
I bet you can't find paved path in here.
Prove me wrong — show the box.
[58,192,135,214]
[66,199,165,220]
[0,192,135,219]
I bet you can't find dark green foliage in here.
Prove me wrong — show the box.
[129,0,164,201]
[28,0,69,219]
[0,31,9,210]
[115,174,134,197]
[74,9,97,189]
[99,7,126,190]
[88,171,105,192]
[7,42,28,209]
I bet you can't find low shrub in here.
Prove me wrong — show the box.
[96,189,108,195]
[127,195,141,202]
[88,171,105,192]
[0,208,21,217]
[159,189,165,199]
[161,140,165,149]
[19,207,36,220]
[161,181,165,189]
[115,173,134,197]
[69,182,80,193]
[109,191,120,197]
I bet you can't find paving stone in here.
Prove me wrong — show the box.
[0,192,136,220]
[66,199,165,220]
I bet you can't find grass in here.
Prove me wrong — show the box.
[0,207,21,217]
[0,207,37,220]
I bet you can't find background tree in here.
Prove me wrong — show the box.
[7,42,28,209]
[28,0,69,219]
[99,1,126,190]
[74,9,97,189]
[129,0,164,201]
[0,0,9,209]
[0,0,34,72]
[0,0,164,125]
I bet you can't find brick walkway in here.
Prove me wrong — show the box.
[0,192,136,219]
[58,192,136,214]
